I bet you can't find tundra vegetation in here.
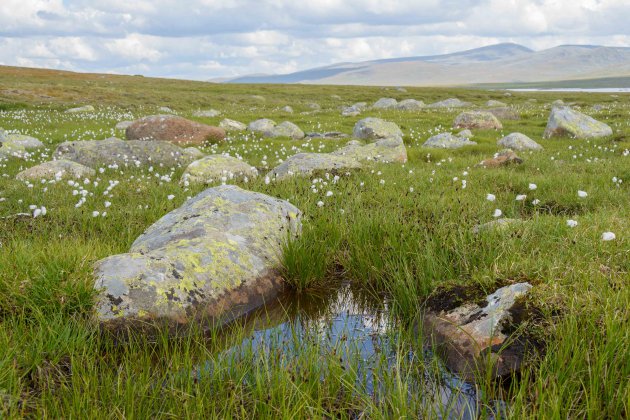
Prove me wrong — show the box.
[0,67,628,418]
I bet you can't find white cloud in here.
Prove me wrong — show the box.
[0,0,627,79]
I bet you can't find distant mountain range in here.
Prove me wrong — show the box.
[217,43,630,86]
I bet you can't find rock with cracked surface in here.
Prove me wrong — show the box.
[422,282,533,380]
[94,185,302,334]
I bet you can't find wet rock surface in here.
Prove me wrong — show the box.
[94,185,302,334]
[422,283,533,380]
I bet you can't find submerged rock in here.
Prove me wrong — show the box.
[422,282,533,380]
[476,150,523,168]
[543,106,613,139]
[498,133,542,151]
[16,159,96,181]
[423,133,477,149]
[453,111,502,130]
[94,185,302,333]
[353,118,403,140]
[181,155,258,185]
[54,137,203,168]
[126,115,225,145]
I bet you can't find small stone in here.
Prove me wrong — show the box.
[498,133,543,151]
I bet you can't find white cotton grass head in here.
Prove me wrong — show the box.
[566,219,578,228]
[601,232,616,241]
[577,190,588,198]
[486,193,496,202]
[529,183,537,190]
[515,194,527,201]
[493,209,502,218]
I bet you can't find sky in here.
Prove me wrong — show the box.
[0,0,628,80]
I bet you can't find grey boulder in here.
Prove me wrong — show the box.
[498,133,543,151]
[423,133,477,149]
[543,106,613,139]
[16,159,96,181]
[352,118,403,140]
[181,155,258,185]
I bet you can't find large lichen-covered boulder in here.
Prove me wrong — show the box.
[453,111,503,130]
[268,153,362,180]
[181,155,258,185]
[423,133,477,149]
[1,133,44,150]
[352,118,403,141]
[248,119,277,136]
[543,106,613,139]
[126,115,225,145]
[54,137,202,168]
[423,283,533,380]
[372,98,398,109]
[331,137,407,163]
[94,185,302,333]
[498,133,543,151]
[395,99,424,111]
[219,118,247,132]
[269,121,305,139]
[427,98,470,108]
[16,159,96,181]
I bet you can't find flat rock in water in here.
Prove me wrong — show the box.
[476,149,523,168]
[269,121,305,139]
[353,118,403,140]
[219,118,247,132]
[93,185,302,334]
[372,98,398,109]
[126,115,225,145]
[65,105,95,113]
[193,109,221,118]
[395,99,425,110]
[268,153,362,180]
[54,137,203,168]
[543,106,613,139]
[181,155,258,185]
[498,133,543,151]
[487,106,520,120]
[423,282,533,380]
[427,98,470,108]
[423,133,477,149]
[16,159,96,181]
[248,119,277,136]
[453,111,502,130]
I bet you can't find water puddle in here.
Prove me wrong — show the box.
[192,281,505,418]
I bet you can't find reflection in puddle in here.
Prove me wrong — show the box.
[198,282,501,419]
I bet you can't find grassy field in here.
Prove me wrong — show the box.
[0,66,628,418]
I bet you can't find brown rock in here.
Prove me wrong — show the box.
[126,115,225,145]
[422,283,533,380]
[476,150,523,168]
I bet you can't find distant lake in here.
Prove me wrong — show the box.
[507,88,630,93]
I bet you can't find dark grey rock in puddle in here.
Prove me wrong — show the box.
[189,282,504,419]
